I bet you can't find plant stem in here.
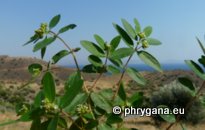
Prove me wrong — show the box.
[61,110,82,130]
[49,31,80,71]
[49,31,89,93]
[166,80,205,130]
[112,52,134,101]
[90,51,109,91]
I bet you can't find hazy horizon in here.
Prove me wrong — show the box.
[1,0,205,66]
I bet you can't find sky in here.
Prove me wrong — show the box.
[1,0,205,66]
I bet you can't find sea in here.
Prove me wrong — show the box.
[63,63,190,72]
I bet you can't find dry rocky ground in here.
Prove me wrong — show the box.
[1,55,205,130]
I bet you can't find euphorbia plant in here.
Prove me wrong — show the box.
[0,14,162,130]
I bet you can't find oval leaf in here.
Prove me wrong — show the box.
[113,23,134,47]
[178,77,195,92]
[126,67,146,86]
[134,18,141,34]
[49,14,61,29]
[94,34,105,50]
[28,63,42,76]
[185,60,205,80]
[146,38,162,45]
[158,105,176,123]
[90,92,112,113]
[109,59,123,67]
[58,24,76,34]
[109,48,134,59]
[118,82,127,101]
[143,26,152,37]
[110,35,121,52]
[138,51,162,72]
[196,37,205,55]
[52,50,70,64]
[81,40,105,57]
[42,72,56,102]
[47,115,59,130]
[198,55,205,68]
[60,72,84,108]
[63,93,88,114]
[121,19,136,39]
[107,65,120,74]
[33,37,56,52]
[41,47,46,59]
[88,55,103,67]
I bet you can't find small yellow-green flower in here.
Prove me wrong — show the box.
[34,23,48,39]
[142,39,149,49]
[17,104,29,115]
[40,98,59,113]
[138,32,146,39]
[76,104,90,115]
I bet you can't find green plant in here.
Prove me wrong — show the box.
[150,80,205,124]
[0,15,162,130]
[164,38,205,130]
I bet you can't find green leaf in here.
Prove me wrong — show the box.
[90,92,112,113]
[109,59,123,67]
[33,37,56,52]
[107,65,120,74]
[23,34,39,46]
[34,91,44,108]
[42,72,56,102]
[49,14,61,29]
[185,60,205,80]
[52,50,70,64]
[128,92,143,107]
[82,64,104,73]
[94,34,105,50]
[109,48,134,59]
[118,82,127,101]
[41,47,46,59]
[0,120,20,127]
[58,117,68,129]
[138,51,162,72]
[198,55,205,68]
[47,115,59,130]
[158,105,176,123]
[121,19,136,39]
[106,114,123,124]
[134,18,141,34]
[126,67,146,86]
[143,26,152,37]
[113,23,134,47]
[28,63,43,76]
[146,38,162,45]
[81,40,105,57]
[110,35,121,52]
[30,118,41,130]
[60,72,83,108]
[58,24,76,34]
[196,37,205,55]
[178,77,195,92]
[88,55,103,67]
[63,93,88,114]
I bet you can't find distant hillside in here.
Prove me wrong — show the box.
[0,55,76,83]
[0,55,203,88]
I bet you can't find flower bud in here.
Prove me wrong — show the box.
[142,40,149,49]
[76,104,90,115]
[138,32,146,39]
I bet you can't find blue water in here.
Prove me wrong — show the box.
[63,63,190,71]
